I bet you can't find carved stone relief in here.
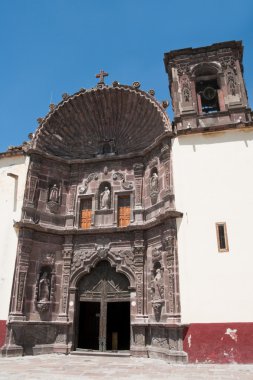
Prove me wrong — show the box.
[79,172,99,194]
[226,70,237,96]
[180,75,192,103]
[113,172,133,190]
[220,55,237,74]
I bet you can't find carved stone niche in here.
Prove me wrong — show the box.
[150,167,159,205]
[151,261,164,322]
[98,182,111,210]
[47,183,61,213]
[35,261,54,313]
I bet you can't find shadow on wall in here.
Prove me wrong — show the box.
[176,128,253,147]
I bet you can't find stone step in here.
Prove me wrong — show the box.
[70,349,131,357]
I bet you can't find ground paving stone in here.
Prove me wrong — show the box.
[0,354,253,380]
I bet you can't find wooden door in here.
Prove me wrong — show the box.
[78,261,130,351]
[118,196,130,227]
[80,198,92,229]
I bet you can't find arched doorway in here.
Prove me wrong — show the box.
[76,261,130,351]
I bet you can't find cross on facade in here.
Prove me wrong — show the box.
[96,70,109,85]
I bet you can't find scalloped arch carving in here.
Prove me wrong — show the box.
[32,86,171,159]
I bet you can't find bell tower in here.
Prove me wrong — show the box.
[164,41,251,130]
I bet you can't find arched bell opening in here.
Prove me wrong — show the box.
[75,260,131,352]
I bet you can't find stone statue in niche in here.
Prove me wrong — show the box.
[150,169,159,204]
[38,272,51,302]
[150,172,159,192]
[100,186,110,209]
[151,264,164,321]
[49,184,60,202]
[48,183,61,213]
[151,268,164,301]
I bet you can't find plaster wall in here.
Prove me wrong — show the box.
[172,128,253,323]
[0,155,29,321]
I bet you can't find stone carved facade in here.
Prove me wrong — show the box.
[2,74,186,362]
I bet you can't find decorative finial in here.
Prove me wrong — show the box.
[96,70,109,87]
[149,89,155,96]
[112,81,120,87]
[62,93,69,100]
[49,103,55,111]
[162,100,169,109]
[37,117,44,124]
[132,81,141,89]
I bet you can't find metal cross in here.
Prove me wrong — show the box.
[96,70,109,85]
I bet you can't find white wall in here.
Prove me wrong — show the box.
[0,154,29,320]
[172,127,253,323]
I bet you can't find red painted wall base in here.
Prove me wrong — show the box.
[184,323,253,363]
[0,320,6,348]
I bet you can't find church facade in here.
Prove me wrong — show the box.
[0,40,253,363]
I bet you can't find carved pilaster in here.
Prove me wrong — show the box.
[9,230,33,321]
[58,236,73,321]
[133,163,144,207]
[133,245,145,316]
[26,175,38,207]
[162,222,180,320]
[133,163,144,224]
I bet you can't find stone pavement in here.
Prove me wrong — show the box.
[1,354,253,380]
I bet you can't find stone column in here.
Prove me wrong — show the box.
[133,163,144,223]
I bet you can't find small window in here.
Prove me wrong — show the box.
[118,196,130,227]
[216,223,229,252]
[80,198,92,229]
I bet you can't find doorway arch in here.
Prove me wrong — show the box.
[76,260,131,351]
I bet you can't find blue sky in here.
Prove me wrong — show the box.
[0,0,252,152]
